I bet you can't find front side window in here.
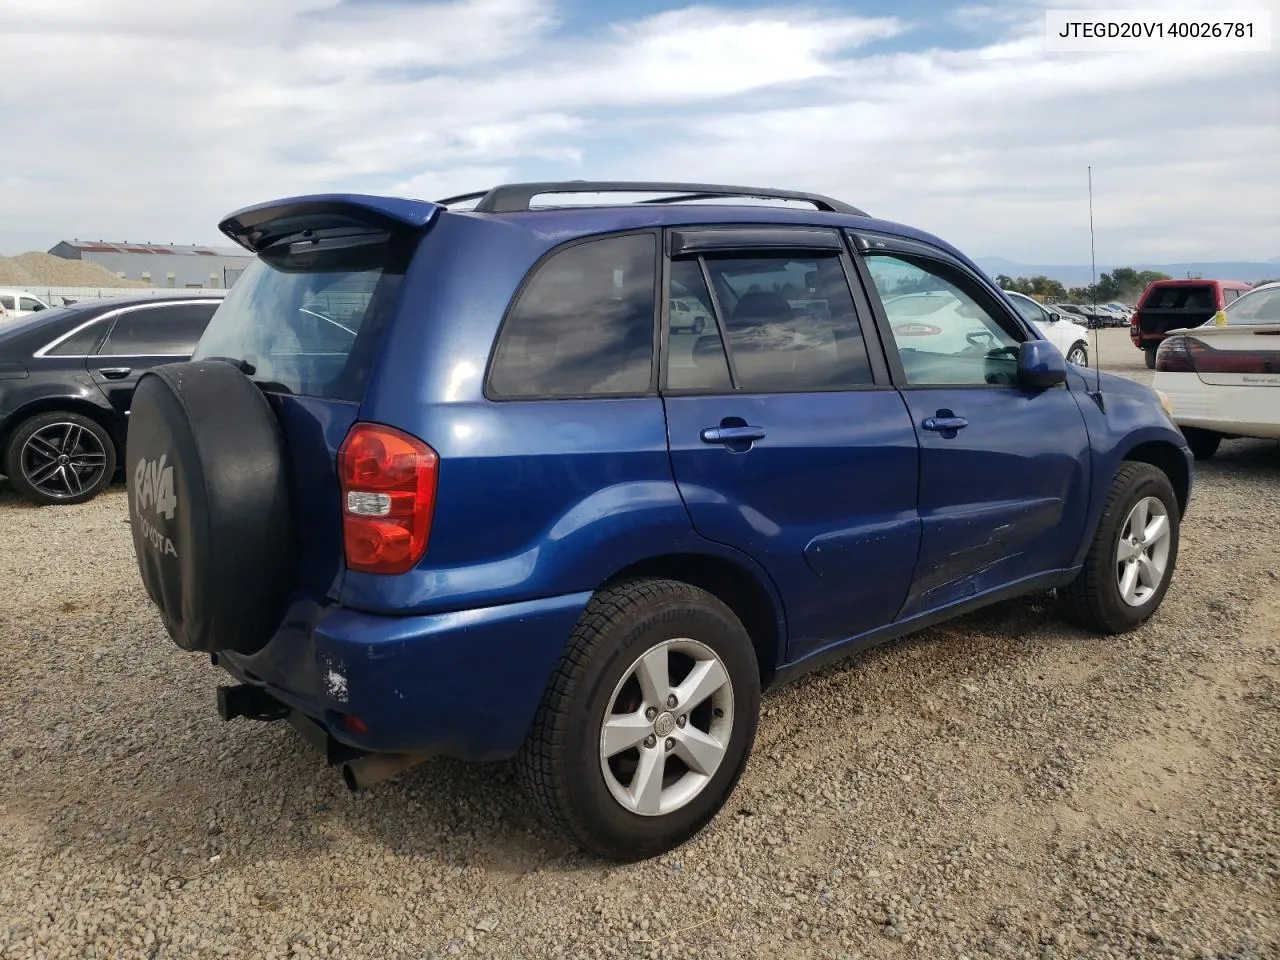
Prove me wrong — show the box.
[865,254,1022,386]
[488,233,657,399]
[665,252,874,393]
[19,297,45,312]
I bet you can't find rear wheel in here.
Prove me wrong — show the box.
[5,411,115,506]
[1144,346,1157,369]
[518,578,760,861]
[1182,427,1221,461]
[1057,462,1180,634]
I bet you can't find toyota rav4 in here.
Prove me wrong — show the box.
[125,181,1193,861]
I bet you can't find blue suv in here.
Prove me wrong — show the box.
[125,181,1193,861]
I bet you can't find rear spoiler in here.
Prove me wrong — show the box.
[219,194,445,255]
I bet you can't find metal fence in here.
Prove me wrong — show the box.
[29,287,230,306]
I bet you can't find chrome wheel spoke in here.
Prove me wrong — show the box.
[601,710,652,758]
[1119,560,1140,602]
[28,461,62,485]
[62,465,84,494]
[1143,514,1169,545]
[629,746,666,815]
[60,424,83,455]
[1137,554,1163,590]
[27,434,61,459]
[672,658,728,714]
[1117,538,1142,563]
[672,726,726,777]
[633,646,670,709]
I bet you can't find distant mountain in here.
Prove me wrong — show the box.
[975,258,1279,287]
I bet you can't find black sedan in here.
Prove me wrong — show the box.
[0,294,223,505]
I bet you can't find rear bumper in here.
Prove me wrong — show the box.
[217,591,591,761]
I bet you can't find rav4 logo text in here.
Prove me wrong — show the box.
[135,455,177,520]
[135,455,179,558]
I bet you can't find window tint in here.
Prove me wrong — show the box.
[1009,295,1047,325]
[46,318,110,356]
[667,253,873,393]
[866,254,1022,386]
[0,296,13,310]
[488,234,657,398]
[666,260,731,392]
[100,303,216,356]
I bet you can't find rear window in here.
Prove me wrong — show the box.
[1223,286,1280,325]
[193,242,408,402]
[1141,285,1215,310]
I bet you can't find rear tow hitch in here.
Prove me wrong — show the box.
[216,684,290,722]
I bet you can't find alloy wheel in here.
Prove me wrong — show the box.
[19,421,109,500]
[1115,496,1171,607]
[599,638,734,816]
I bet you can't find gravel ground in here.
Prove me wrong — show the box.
[1,330,1276,959]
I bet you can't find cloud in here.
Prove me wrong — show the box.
[0,0,1275,263]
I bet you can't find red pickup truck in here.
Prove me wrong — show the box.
[1130,278,1253,368]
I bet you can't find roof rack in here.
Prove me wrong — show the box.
[435,181,868,217]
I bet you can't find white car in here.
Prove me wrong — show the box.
[0,288,52,320]
[1151,281,1280,460]
[1002,290,1091,366]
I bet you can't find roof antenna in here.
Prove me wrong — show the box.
[1087,165,1104,411]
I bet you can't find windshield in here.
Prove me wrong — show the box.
[193,250,405,402]
[1219,285,1280,325]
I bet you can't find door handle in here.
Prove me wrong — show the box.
[98,367,132,379]
[922,416,968,432]
[700,425,766,444]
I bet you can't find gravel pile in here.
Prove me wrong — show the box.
[0,331,1276,959]
[0,252,152,288]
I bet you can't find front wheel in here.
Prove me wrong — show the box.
[1056,462,1180,634]
[1144,346,1157,369]
[518,578,760,861]
[1066,343,1089,367]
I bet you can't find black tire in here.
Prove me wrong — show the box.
[1066,343,1089,367]
[1056,462,1180,634]
[1182,427,1221,461]
[125,361,295,655]
[1144,346,1157,369]
[517,578,760,861]
[4,411,116,506]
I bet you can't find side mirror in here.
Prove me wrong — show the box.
[1046,311,1061,322]
[1018,339,1068,389]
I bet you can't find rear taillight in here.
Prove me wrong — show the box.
[1155,336,1196,372]
[337,422,439,575]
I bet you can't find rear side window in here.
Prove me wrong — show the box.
[45,318,109,356]
[100,303,216,356]
[488,233,658,399]
[194,238,410,402]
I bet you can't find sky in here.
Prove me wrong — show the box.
[0,0,1276,264]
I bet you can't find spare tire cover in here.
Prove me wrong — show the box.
[126,360,296,654]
